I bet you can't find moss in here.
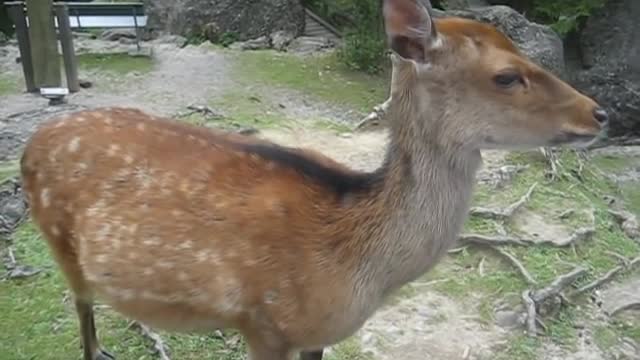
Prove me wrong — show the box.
[494,335,540,360]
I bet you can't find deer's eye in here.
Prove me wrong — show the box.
[493,72,522,88]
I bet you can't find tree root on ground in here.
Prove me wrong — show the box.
[469,183,537,221]
[572,256,640,297]
[2,246,42,280]
[129,321,171,360]
[608,209,639,240]
[522,267,587,337]
[493,247,537,285]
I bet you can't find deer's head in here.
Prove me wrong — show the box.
[383,0,608,150]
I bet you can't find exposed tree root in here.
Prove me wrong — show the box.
[531,267,587,303]
[608,209,640,240]
[493,247,537,285]
[354,98,391,131]
[459,234,527,246]
[130,321,171,360]
[469,183,537,221]
[572,257,640,296]
[175,104,225,120]
[522,267,587,337]
[2,246,42,280]
[522,290,538,337]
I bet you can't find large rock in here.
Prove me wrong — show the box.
[144,0,305,42]
[569,0,640,139]
[433,6,565,77]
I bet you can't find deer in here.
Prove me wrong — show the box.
[19,0,608,359]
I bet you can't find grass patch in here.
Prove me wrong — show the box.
[231,50,388,113]
[327,338,373,360]
[0,160,20,183]
[77,53,154,75]
[0,74,19,96]
[494,335,540,360]
[426,148,640,354]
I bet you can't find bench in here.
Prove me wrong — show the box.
[5,1,147,93]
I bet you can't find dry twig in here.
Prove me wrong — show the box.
[355,98,391,131]
[130,321,171,360]
[469,183,537,220]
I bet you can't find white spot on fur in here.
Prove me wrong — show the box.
[104,117,113,125]
[178,240,193,250]
[157,260,174,269]
[50,225,60,236]
[76,116,87,123]
[67,136,80,153]
[107,144,121,157]
[136,123,146,131]
[143,236,161,246]
[36,172,44,181]
[124,154,134,164]
[143,268,154,276]
[54,120,67,128]
[40,188,51,208]
[96,254,108,264]
[196,250,210,262]
[177,272,189,281]
[171,210,183,217]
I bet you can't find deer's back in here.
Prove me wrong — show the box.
[20,108,379,342]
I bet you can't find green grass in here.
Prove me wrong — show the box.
[326,338,373,360]
[0,74,20,96]
[0,160,20,183]
[230,50,388,113]
[421,149,640,354]
[77,53,154,75]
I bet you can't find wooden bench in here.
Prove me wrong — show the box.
[6,1,146,93]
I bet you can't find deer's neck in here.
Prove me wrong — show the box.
[354,102,482,298]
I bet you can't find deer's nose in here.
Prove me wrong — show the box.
[593,107,609,126]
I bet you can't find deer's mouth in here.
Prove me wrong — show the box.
[549,131,600,147]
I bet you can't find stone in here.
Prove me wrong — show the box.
[78,79,93,89]
[601,278,640,317]
[271,30,295,52]
[287,36,337,54]
[101,28,138,41]
[568,0,640,138]
[0,180,28,238]
[203,22,221,43]
[229,36,272,51]
[433,6,565,77]
[144,0,305,42]
[151,34,188,47]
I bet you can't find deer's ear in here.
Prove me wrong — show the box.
[383,0,438,62]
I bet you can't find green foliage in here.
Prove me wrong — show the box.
[530,0,608,35]
[218,32,240,48]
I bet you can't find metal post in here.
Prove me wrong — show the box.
[132,6,141,52]
[6,1,36,92]
[54,4,79,92]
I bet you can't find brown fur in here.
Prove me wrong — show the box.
[20,1,606,359]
